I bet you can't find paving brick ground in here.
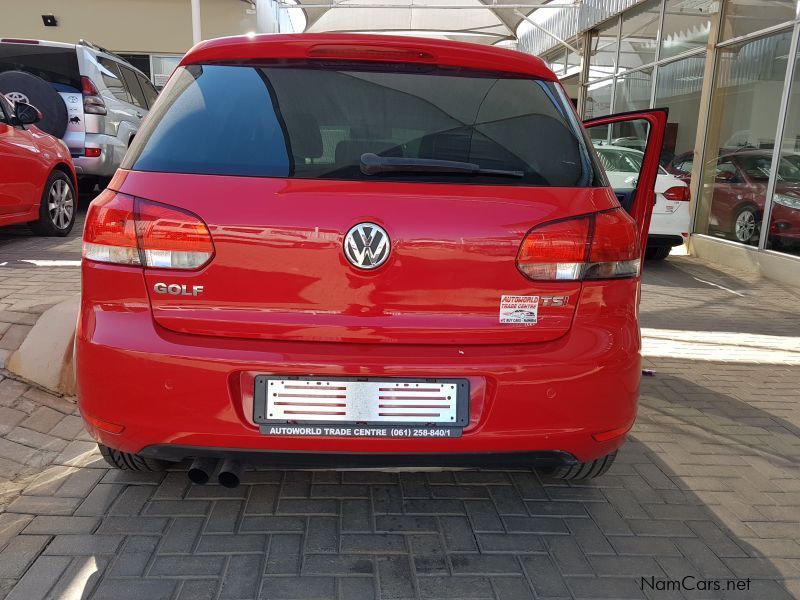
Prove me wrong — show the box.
[1,212,799,599]
[0,203,85,368]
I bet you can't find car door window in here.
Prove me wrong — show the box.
[136,73,158,108]
[673,158,692,174]
[98,58,132,103]
[716,158,738,181]
[119,65,146,108]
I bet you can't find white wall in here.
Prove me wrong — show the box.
[0,0,258,54]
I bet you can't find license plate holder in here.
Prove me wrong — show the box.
[253,376,469,438]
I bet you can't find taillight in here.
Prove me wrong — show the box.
[136,200,214,269]
[516,216,590,281]
[83,192,213,270]
[82,191,139,265]
[516,208,640,281]
[663,185,690,201]
[81,76,107,115]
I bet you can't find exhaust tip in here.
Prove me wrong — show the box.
[217,459,243,488]
[187,457,217,485]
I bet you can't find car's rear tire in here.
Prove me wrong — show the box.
[99,444,168,472]
[29,170,76,236]
[540,451,617,480]
[645,246,671,261]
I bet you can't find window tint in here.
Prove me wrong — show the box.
[0,43,81,92]
[124,64,600,187]
[118,66,146,108]
[136,72,158,108]
[98,58,131,103]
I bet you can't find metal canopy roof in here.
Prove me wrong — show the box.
[276,0,580,46]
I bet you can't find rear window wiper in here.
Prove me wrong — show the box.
[360,153,524,178]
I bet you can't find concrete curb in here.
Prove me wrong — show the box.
[6,295,78,396]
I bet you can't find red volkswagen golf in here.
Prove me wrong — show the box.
[77,34,666,486]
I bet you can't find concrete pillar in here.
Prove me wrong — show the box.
[191,0,202,45]
[256,0,280,34]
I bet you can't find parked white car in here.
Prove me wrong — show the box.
[594,144,691,260]
[0,38,158,189]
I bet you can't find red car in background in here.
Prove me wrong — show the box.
[0,93,76,235]
[76,34,667,486]
[669,149,800,248]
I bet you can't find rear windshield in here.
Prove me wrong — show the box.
[123,63,600,187]
[0,43,81,92]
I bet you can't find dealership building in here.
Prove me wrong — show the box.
[3,0,800,284]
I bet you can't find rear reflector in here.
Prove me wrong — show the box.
[517,208,640,281]
[84,413,125,435]
[663,185,690,201]
[83,191,214,270]
[84,147,101,158]
[592,422,632,442]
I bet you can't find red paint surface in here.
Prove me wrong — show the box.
[0,122,75,227]
[77,36,666,464]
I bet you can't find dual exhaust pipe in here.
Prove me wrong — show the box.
[188,458,243,488]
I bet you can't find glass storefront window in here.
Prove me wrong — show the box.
[766,44,800,256]
[614,67,653,112]
[589,20,620,81]
[721,0,798,41]
[585,79,614,118]
[661,0,719,59]
[565,36,584,77]
[696,31,793,246]
[656,55,705,169]
[618,0,661,72]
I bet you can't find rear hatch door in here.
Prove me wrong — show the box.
[120,59,615,345]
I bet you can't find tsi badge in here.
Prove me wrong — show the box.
[153,282,204,297]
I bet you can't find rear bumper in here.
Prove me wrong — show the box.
[140,446,578,468]
[72,133,126,177]
[647,234,684,248]
[649,200,690,240]
[76,265,641,464]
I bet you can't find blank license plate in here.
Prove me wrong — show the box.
[253,376,469,437]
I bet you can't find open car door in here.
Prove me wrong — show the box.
[583,109,669,256]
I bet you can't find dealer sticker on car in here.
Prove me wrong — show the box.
[499,295,539,324]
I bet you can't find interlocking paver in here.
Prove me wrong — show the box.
[1,232,799,598]
[23,515,101,535]
[0,535,51,579]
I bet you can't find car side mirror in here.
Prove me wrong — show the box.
[14,102,42,125]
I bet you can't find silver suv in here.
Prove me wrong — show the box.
[0,38,157,186]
